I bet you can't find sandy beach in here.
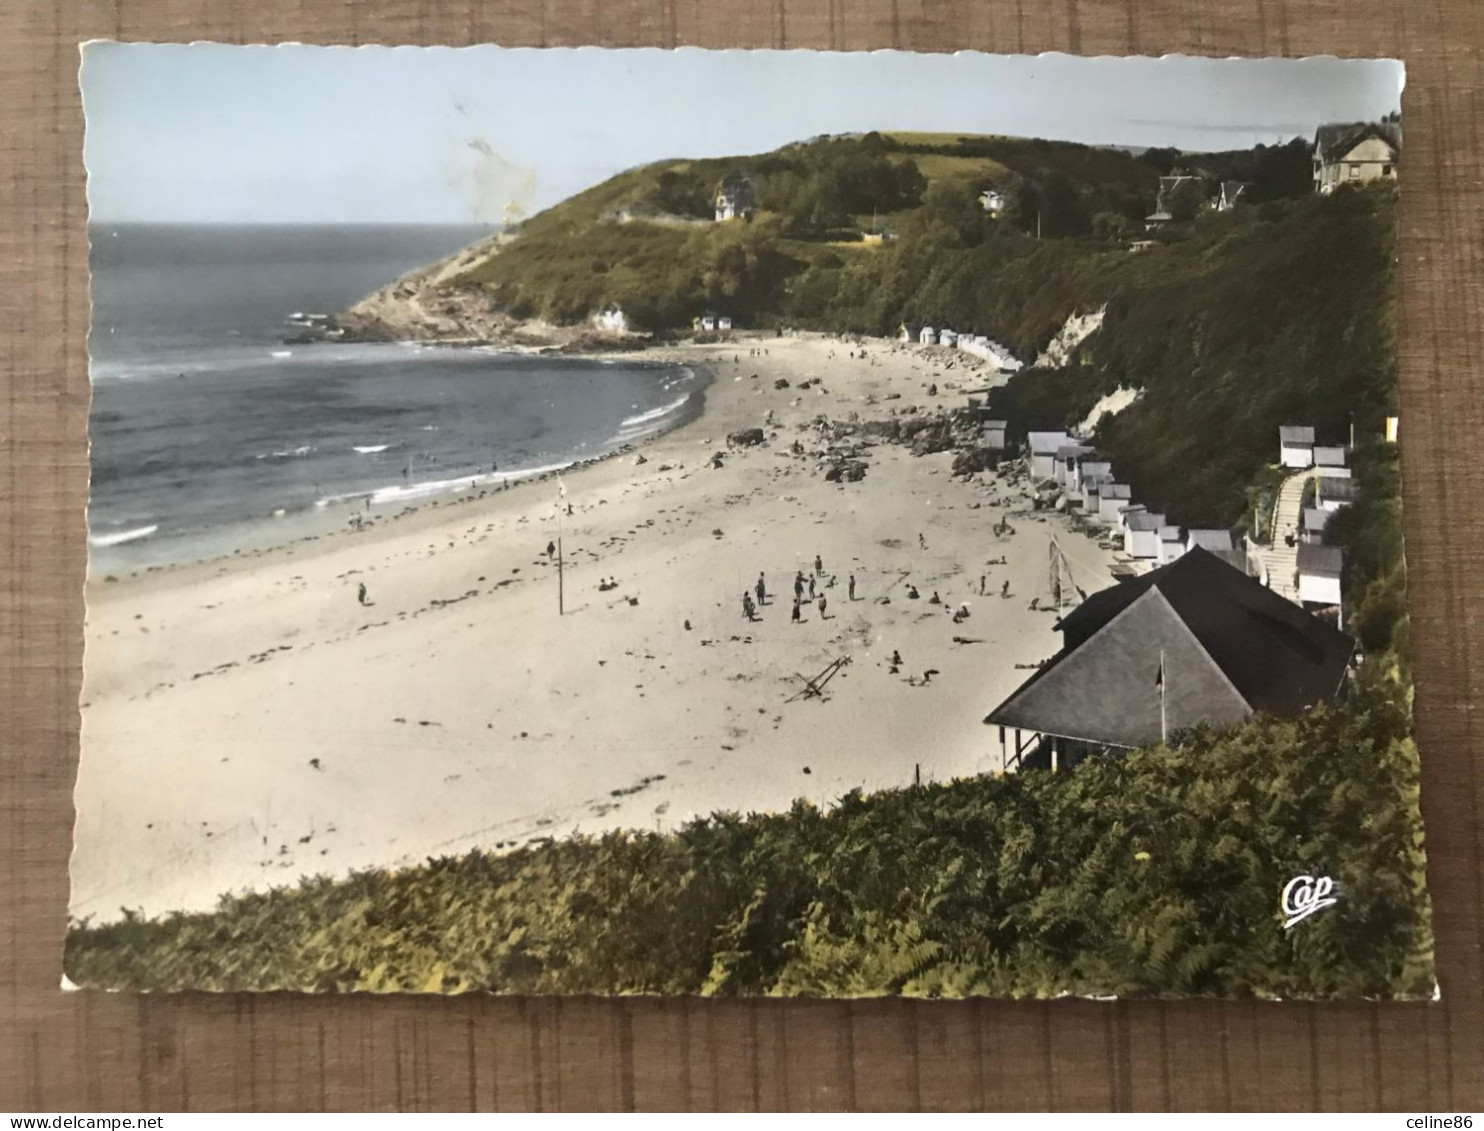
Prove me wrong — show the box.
[72,335,1121,922]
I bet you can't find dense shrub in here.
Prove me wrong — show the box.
[67,680,1431,999]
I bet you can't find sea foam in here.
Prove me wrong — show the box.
[89,524,158,548]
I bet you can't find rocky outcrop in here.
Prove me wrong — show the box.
[337,230,647,350]
[1035,305,1107,368]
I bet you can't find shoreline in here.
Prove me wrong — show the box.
[87,350,714,586]
[74,334,1120,923]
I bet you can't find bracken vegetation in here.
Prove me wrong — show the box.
[66,674,1430,998]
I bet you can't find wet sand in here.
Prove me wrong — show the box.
[71,335,1120,921]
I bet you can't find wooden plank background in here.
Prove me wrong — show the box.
[2,0,1481,1112]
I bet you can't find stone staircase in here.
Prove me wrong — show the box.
[1257,468,1316,602]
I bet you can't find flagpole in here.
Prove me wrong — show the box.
[1159,648,1167,746]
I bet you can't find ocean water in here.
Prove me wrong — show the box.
[87,224,706,573]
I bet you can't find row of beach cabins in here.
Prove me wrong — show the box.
[972,414,1356,613]
[898,322,1024,372]
[982,418,1366,773]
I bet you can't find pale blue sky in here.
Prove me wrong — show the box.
[81,45,1404,224]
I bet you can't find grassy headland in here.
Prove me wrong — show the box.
[360,132,1393,528]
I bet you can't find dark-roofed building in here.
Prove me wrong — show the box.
[1215,181,1250,211]
[1296,543,1345,607]
[1145,174,1206,228]
[986,548,1355,770]
[1302,506,1333,544]
[1317,476,1357,510]
[1280,425,1316,468]
[1314,121,1401,195]
[1186,528,1237,554]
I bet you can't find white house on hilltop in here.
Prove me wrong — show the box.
[1314,121,1400,195]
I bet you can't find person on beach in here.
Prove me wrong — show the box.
[979,575,986,595]
[1001,580,1011,599]
[919,533,928,549]
[808,576,817,599]
[814,554,823,575]
[743,592,755,621]
[794,573,805,600]
[756,574,767,605]
[907,584,920,600]
[791,597,802,624]
[929,590,941,605]
[546,541,556,559]
[357,582,368,606]
[817,594,827,619]
[848,574,857,601]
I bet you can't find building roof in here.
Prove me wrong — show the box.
[1279,425,1316,445]
[1159,526,1183,542]
[1219,181,1250,205]
[1315,120,1402,164]
[1126,511,1166,532]
[1319,477,1358,501]
[1296,543,1345,577]
[1027,431,1071,455]
[1302,507,1332,533]
[983,419,1008,430]
[1186,528,1236,552]
[1100,483,1132,501]
[1210,548,1249,574]
[1054,444,1094,460]
[986,548,1355,748]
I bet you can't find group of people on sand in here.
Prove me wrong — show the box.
[744,554,861,625]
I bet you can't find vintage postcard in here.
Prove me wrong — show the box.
[69,45,1430,998]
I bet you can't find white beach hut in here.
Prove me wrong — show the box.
[1097,483,1132,525]
[1297,543,1344,606]
[1027,431,1071,481]
[1279,425,1316,468]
